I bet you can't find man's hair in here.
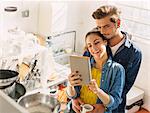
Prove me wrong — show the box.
[92,5,121,23]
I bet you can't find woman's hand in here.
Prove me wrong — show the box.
[67,71,82,97]
[68,71,82,87]
[72,98,84,113]
[88,79,110,105]
[88,79,100,94]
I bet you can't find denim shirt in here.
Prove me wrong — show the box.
[113,31,142,95]
[69,57,125,113]
[83,31,142,112]
[112,32,142,112]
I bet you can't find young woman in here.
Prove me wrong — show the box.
[67,29,125,113]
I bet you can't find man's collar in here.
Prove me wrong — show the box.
[121,31,132,48]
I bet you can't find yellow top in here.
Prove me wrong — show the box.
[80,67,101,104]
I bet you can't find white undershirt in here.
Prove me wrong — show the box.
[110,37,125,56]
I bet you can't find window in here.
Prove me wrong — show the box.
[115,1,150,39]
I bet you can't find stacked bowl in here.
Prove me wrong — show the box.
[0,70,26,101]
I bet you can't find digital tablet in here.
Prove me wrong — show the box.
[69,55,92,85]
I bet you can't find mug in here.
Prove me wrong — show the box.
[49,85,58,96]
[80,104,94,113]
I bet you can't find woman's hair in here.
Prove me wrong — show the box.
[84,28,106,50]
[85,28,106,41]
[84,28,111,56]
[92,5,121,23]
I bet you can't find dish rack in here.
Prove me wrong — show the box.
[46,31,76,65]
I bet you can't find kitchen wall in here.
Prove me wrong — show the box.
[66,1,105,53]
[38,1,52,36]
[0,1,97,52]
[0,2,2,39]
[0,0,39,39]
[133,37,150,111]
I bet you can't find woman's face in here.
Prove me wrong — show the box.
[86,34,107,59]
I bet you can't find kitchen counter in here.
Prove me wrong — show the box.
[0,90,29,113]
[19,62,70,93]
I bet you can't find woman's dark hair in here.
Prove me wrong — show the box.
[85,27,106,41]
[85,28,111,56]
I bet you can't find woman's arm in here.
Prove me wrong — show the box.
[88,63,125,110]
[96,88,110,105]
[106,63,125,110]
[88,79,110,105]
[66,84,76,97]
[66,71,82,97]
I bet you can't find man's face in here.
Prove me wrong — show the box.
[95,16,118,40]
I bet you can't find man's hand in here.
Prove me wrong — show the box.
[72,98,84,113]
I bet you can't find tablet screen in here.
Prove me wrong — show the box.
[70,55,92,84]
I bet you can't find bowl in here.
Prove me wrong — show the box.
[18,93,60,113]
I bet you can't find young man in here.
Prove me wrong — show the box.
[71,5,142,113]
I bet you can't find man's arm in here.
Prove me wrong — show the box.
[124,49,142,94]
